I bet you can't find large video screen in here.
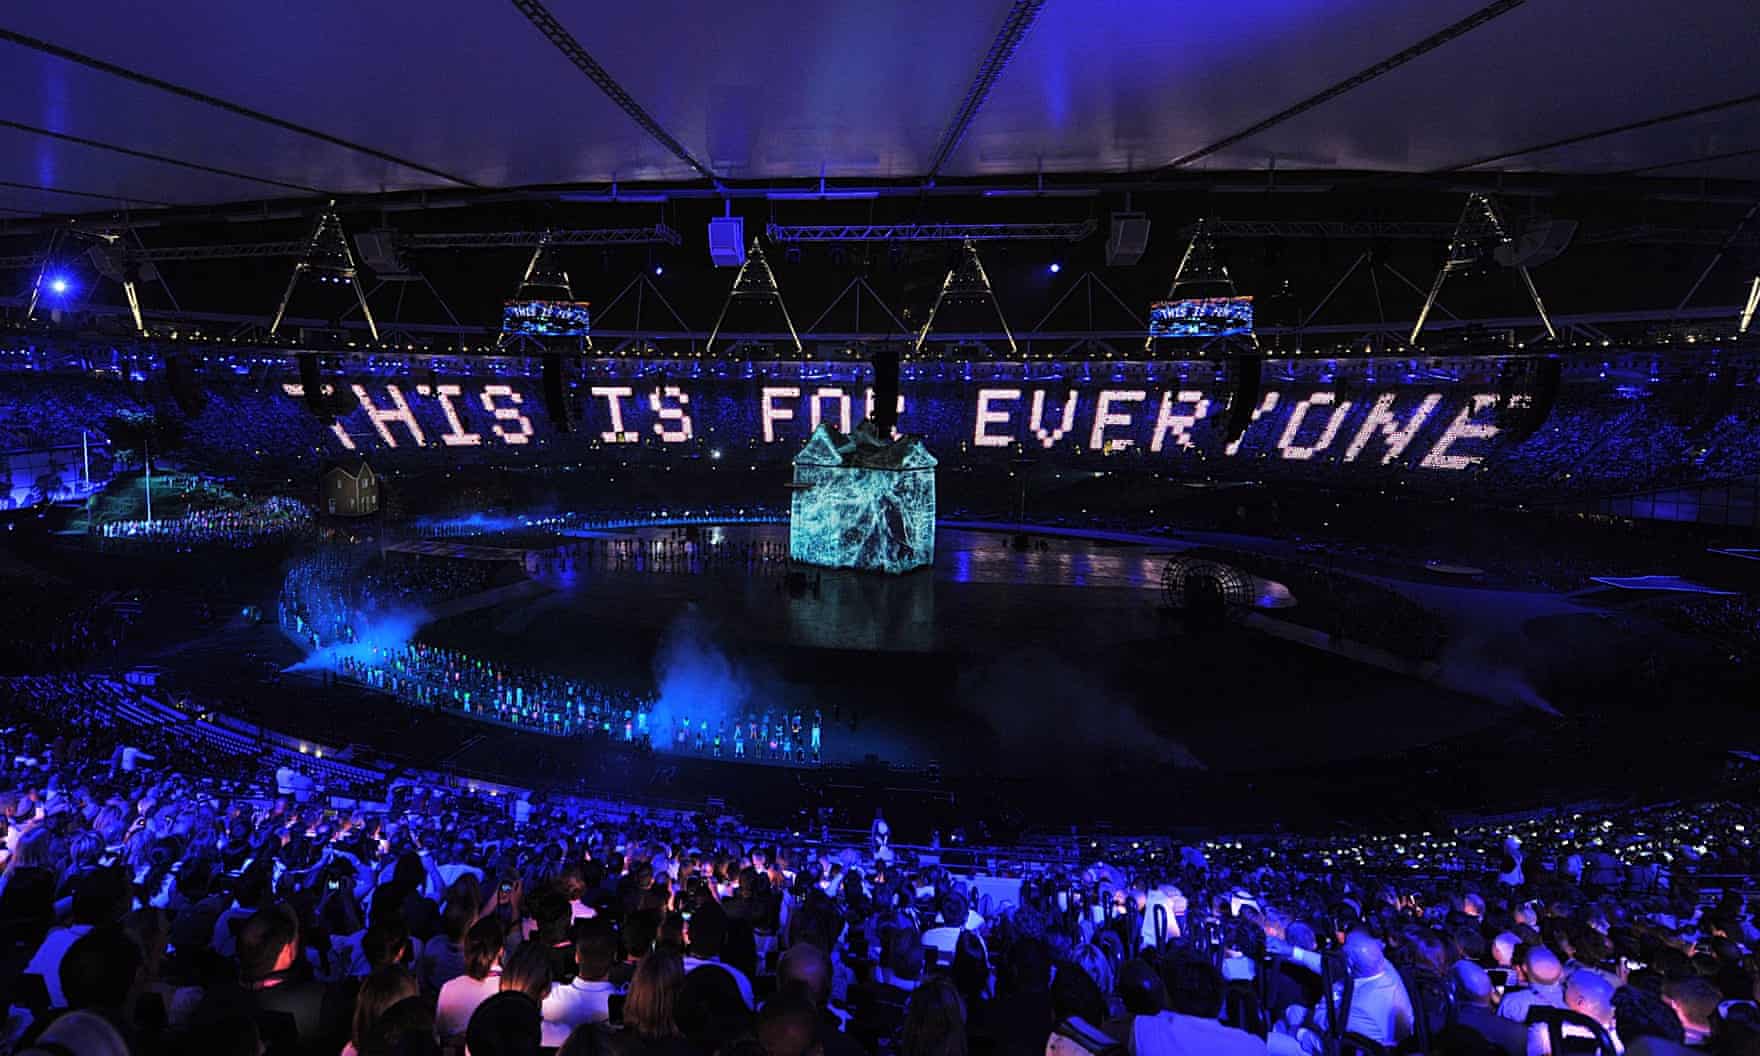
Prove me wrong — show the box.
[1149,296,1254,338]
[501,300,592,337]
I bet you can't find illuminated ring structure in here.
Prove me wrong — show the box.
[1159,557,1253,611]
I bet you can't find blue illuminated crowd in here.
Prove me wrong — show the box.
[276,545,823,764]
[97,496,313,548]
[4,671,1760,1056]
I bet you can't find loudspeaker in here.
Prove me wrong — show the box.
[1220,355,1262,446]
[542,352,571,432]
[1493,219,1577,269]
[164,354,205,417]
[1495,357,1561,442]
[872,344,900,436]
[1526,357,1561,433]
[298,354,327,416]
[708,217,746,267]
[354,230,417,280]
[1105,212,1151,266]
[88,243,128,282]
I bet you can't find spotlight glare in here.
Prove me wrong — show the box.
[1047,262,1061,274]
[654,265,664,276]
[49,276,70,295]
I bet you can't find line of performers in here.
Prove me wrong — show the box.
[330,641,822,764]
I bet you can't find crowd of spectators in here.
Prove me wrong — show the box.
[3,670,1760,1056]
[6,365,1760,502]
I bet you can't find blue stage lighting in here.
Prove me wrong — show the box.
[654,265,664,276]
[48,275,70,295]
[1047,262,1061,274]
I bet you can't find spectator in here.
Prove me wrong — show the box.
[1441,960,1525,1056]
[1130,947,1265,1055]
[614,949,691,1056]
[1499,945,1567,1024]
[438,916,507,1041]
[468,990,545,1056]
[25,866,130,1008]
[1661,976,1721,1047]
[546,921,620,1039]
[900,977,967,1056]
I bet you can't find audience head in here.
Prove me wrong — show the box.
[499,942,553,1002]
[625,949,686,1040]
[1343,931,1388,978]
[1450,961,1495,1008]
[758,988,821,1056]
[576,920,617,982]
[59,925,143,1012]
[466,991,543,1056]
[1563,969,1616,1027]
[1662,975,1721,1035]
[1118,957,1167,1016]
[237,903,300,983]
[1612,984,1686,1046]
[1523,945,1563,987]
[354,966,421,1052]
[779,942,833,1007]
[1160,947,1226,1019]
[901,976,967,1056]
[464,916,507,981]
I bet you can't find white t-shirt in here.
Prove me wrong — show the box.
[436,972,501,1039]
[25,925,93,1008]
[1131,1011,1267,1056]
[543,978,615,1035]
[683,957,755,1009]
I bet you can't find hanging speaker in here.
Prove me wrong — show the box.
[1221,355,1262,446]
[298,353,327,416]
[542,352,571,432]
[872,344,900,436]
[1495,357,1562,442]
[164,354,206,417]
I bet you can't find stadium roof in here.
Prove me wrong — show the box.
[1,0,1757,218]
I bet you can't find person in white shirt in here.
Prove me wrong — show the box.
[1131,947,1266,1056]
[1137,884,1187,950]
[1526,969,1620,1055]
[28,867,132,1008]
[1267,931,1412,1054]
[1499,947,1567,1024]
[922,893,985,966]
[436,916,506,1043]
[543,924,619,1040]
[24,923,93,1009]
[1497,836,1526,888]
[682,905,755,1009]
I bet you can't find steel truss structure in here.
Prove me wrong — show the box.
[1202,220,1459,240]
[915,240,1015,354]
[705,239,801,355]
[766,221,1093,243]
[0,226,681,271]
[402,225,681,249]
[267,206,378,341]
[1409,193,1556,344]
